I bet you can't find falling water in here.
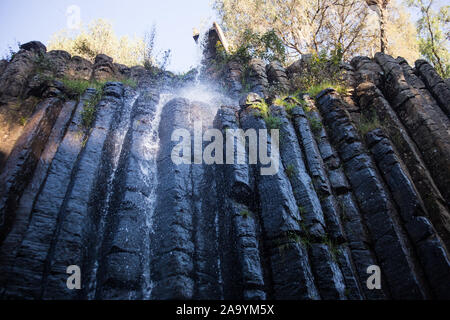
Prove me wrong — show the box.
[142,92,174,299]
[139,77,234,299]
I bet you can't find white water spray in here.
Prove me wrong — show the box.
[142,92,174,299]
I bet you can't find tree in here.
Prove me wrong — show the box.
[216,29,287,64]
[320,0,384,59]
[366,0,390,53]
[213,0,419,62]
[407,0,450,77]
[213,0,370,60]
[383,1,420,62]
[48,19,146,66]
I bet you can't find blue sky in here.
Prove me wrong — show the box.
[0,0,217,72]
[1,1,447,72]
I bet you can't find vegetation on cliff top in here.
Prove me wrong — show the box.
[407,0,450,78]
[48,19,171,70]
[213,0,421,63]
[43,1,448,78]
[213,0,448,76]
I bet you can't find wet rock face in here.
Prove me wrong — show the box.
[0,40,450,300]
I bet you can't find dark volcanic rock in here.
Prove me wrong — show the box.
[266,61,290,93]
[0,98,63,244]
[0,60,8,75]
[0,100,76,292]
[68,56,93,80]
[367,129,450,299]
[240,106,319,300]
[415,59,450,117]
[20,41,47,54]
[0,41,449,300]
[151,98,196,300]
[225,61,244,98]
[317,90,430,299]
[270,105,326,238]
[1,91,96,299]
[355,79,450,250]
[0,49,37,101]
[375,53,450,207]
[93,54,118,81]
[246,59,269,98]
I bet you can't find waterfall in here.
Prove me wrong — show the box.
[142,92,174,299]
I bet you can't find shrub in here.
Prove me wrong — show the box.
[32,53,56,74]
[300,237,312,248]
[80,86,104,131]
[298,221,312,248]
[250,99,270,119]
[62,78,94,97]
[306,82,348,98]
[121,77,138,89]
[48,19,146,66]
[285,164,297,179]
[286,231,301,244]
[357,110,381,136]
[308,116,323,138]
[2,45,17,62]
[62,77,136,100]
[321,236,341,262]
[213,28,286,86]
[80,104,96,130]
[19,116,28,126]
[143,27,172,73]
[240,209,252,219]
[265,116,282,130]
[250,99,284,131]
[292,47,348,97]
[298,206,306,216]
[273,96,303,113]
[48,19,171,68]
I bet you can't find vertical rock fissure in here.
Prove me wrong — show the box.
[317,89,432,299]
[0,100,77,297]
[1,90,96,299]
[354,80,450,249]
[289,102,366,300]
[42,83,125,299]
[86,89,139,299]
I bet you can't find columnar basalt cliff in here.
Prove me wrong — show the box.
[0,28,449,300]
